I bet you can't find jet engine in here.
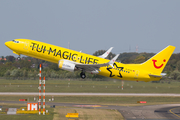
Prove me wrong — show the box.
[58,60,76,72]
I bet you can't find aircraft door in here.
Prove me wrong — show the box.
[134,70,139,79]
[23,41,29,50]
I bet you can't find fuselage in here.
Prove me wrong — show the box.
[5,39,162,82]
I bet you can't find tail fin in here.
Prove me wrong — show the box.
[141,45,175,75]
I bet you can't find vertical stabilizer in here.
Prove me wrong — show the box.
[141,45,175,75]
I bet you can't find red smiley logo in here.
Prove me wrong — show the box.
[152,59,166,69]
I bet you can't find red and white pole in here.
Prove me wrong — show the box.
[43,77,45,115]
[39,64,42,115]
[122,80,124,90]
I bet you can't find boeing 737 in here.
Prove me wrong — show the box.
[5,39,175,82]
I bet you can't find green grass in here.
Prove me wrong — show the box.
[0,95,180,106]
[46,96,180,105]
[0,79,180,93]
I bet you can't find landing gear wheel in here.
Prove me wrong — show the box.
[17,55,21,60]
[80,72,86,79]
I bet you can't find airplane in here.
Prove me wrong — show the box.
[5,39,175,82]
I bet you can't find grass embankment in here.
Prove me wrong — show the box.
[0,95,180,106]
[0,79,180,93]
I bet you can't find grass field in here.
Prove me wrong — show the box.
[0,95,180,106]
[0,79,180,106]
[0,79,180,93]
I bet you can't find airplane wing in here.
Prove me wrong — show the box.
[76,54,119,72]
[98,47,113,58]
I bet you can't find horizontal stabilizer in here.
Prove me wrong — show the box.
[149,74,162,78]
[160,73,167,76]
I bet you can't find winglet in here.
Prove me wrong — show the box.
[109,54,120,67]
[99,47,113,58]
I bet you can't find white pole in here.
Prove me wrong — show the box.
[43,77,45,115]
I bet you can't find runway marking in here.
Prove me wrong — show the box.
[169,107,180,118]
[73,105,107,108]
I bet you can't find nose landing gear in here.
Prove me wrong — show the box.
[17,55,21,60]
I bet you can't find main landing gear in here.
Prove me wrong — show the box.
[80,72,86,79]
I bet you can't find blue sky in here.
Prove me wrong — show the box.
[1,0,180,57]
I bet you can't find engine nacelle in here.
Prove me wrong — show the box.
[58,60,76,72]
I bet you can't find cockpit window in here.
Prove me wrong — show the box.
[12,40,19,43]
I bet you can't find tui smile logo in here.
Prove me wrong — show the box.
[152,59,166,69]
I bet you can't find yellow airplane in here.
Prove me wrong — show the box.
[5,39,175,82]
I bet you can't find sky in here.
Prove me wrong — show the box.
[0,0,180,57]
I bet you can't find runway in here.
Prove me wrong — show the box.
[0,92,180,96]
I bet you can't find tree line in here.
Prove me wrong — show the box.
[1,50,180,80]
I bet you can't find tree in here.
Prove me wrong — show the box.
[134,56,146,63]
[6,56,15,62]
[19,59,32,69]
[169,70,180,80]
[167,59,177,71]
[0,56,5,63]
[49,63,59,71]
[28,70,34,79]
[50,70,59,78]
[33,70,38,80]
[4,70,10,78]
[176,60,180,71]
[10,69,20,79]
[23,69,28,80]
[177,75,180,81]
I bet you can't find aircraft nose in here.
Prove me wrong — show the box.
[5,41,12,48]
